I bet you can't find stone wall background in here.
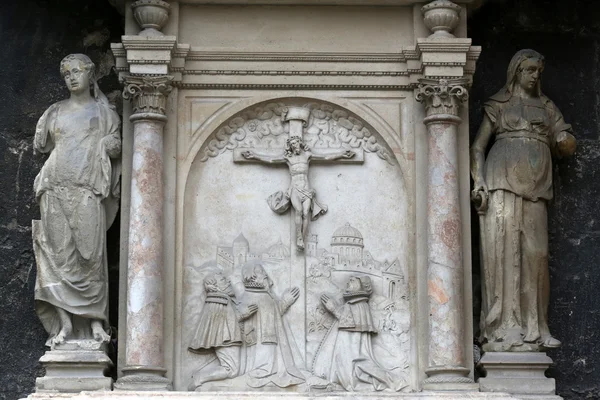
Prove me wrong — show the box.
[0,0,599,399]
[0,1,123,399]
[469,1,600,398]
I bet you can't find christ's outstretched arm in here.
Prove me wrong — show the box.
[241,150,287,164]
[311,149,355,161]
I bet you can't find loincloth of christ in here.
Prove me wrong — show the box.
[267,185,327,220]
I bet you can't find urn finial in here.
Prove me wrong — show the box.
[131,0,171,36]
[421,0,462,38]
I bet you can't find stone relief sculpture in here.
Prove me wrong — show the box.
[239,263,305,388]
[188,272,258,389]
[235,106,360,251]
[312,276,407,392]
[471,49,576,352]
[183,100,409,392]
[183,224,410,392]
[241,130,355,251]
[200,103,392,164]
[33,53,121,347]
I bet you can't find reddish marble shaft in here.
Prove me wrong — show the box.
[125,116,166,372]
[424,114,469,382]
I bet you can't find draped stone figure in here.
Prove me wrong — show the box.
[188,272,258,389]
[33,54,121,347]
[470,49,576,352]
[312,276,405,392]
[239,263,305,388]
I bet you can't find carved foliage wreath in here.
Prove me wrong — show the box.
[199,102,393,164]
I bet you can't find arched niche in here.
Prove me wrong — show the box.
[175,97,414,392]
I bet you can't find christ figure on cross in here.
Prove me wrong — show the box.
[241,136,355,251]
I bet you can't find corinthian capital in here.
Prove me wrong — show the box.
[415,78,469,120]
[122,75,174,117]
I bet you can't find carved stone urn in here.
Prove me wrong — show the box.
[421,0,461,38]
[132,0,171,36]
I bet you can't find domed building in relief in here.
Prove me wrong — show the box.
[309,222,406,301]
[330,223,365,265]
[266,238,290,260]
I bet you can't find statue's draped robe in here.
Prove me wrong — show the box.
[189,293,242,351]
[312,297,402,391]
[480,92,572,346]
[240,288,305,388]
[33,100,120,344]
[188,292,242,383]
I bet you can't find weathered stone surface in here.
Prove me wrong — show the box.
[36,347,113,393]
[471,49,572,354]
[21,392,522,400]
[33,53,120,351]
[2,1,600,400]
[479,352,557,397]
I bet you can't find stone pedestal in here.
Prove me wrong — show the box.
[36,342,112,393]
[479,352,562,400]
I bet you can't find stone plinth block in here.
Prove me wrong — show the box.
[23,391,522,400]
[479,352,561,399]
[35,348,113,393]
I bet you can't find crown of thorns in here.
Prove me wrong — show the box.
[286,136,304,145]
[285,136,309,153]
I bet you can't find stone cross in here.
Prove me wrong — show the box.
[233,106,363,365]
[233,106,364,252]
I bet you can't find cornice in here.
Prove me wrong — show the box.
[416,38,473,53]
[184,70,409,76]
[185,51,407,63]
[178,83,415,90]
[121,35,178,50]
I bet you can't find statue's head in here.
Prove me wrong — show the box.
[345,275,373,296]
[242,263,272,289]
[506,49,545,97]
[203,272,232,294]
[285,136,309,156]
[60,54,95,95]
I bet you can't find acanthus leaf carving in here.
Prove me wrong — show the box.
[122,75,174,116]
[415,78,468,118]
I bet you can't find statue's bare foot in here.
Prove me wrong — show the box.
[297,237,305,251]
[52,307,72,346]
[91,320,110,343]
[52,327,71,346]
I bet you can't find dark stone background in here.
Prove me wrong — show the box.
[0,0,598,399]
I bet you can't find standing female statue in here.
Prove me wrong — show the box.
[471,49,576,352]
[33,54,121,346]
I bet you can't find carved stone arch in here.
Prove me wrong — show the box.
[182,96,409,186]
[177,95,414,392]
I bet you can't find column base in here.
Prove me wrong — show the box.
[114,366,172,391]
[35,341,113,393]
[479,352,561,399]
[423,366,479,391]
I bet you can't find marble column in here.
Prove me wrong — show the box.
[416,78,474,390]
[115,75,173,391]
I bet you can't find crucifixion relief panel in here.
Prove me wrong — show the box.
[177,98,414,393]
